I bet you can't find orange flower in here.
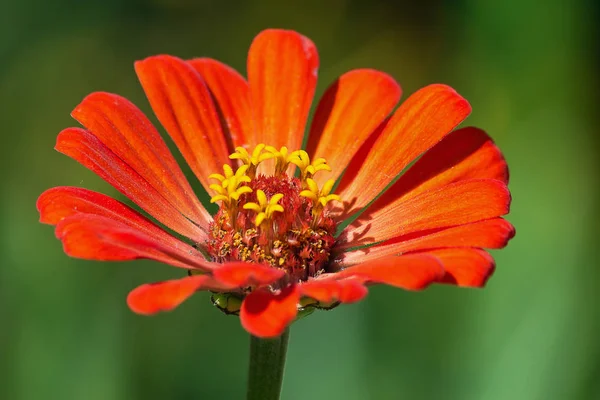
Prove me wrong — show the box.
[37,29,514,338]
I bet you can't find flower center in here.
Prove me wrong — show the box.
[206,145,340,284]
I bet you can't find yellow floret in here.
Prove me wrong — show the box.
[264,146,291,175]
[288,150,332,182]
[209,164,252,210]
[300,178,340,219]
[243,190,285,227]
[229,144,274,177]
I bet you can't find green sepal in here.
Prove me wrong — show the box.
[211,292,242,315]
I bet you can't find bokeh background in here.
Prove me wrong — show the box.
[2,0,598,399]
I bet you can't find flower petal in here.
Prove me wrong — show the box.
[187,58,252,149]
[127,275,228,315]
[340,179,510,247]
[37,186,204,250]
[343,218,515,264]
[212,263,285,288]
[71,92,211,228]
[135,56,232,191]
[372,126,509,210]
[240,285,300,338]
[334,253,445,290]
[54,214,213,270]
[430,248,496,287]
[336,84,471,213]
[247,29,318,151]
[56,128,206,241]
[306,69,401,185]
[300,278,368,304]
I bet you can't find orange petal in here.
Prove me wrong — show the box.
[240,286,300,338]
[306,69,401,185]
[340,179,510,247]
[247,29,318,151]
[135,55,232,192]
[212,263,285,287]
[299,278,368,304]
[54,214,214,270]
[334,253,445,290]
[187,58,252,149]
[337,84,471,213]
[37,186,206,251]
[431,248,496,287]
[127,275,227,315]
[373,126,509,210]
[55,128,206,241]
[70,92,211,229]
[344,218,515,264]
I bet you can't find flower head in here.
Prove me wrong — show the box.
[37,29,514,338]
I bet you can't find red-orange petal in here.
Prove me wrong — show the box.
[54,214,214,270]
[55,128,206,242]
[430,248,496,287]
[240,286,300,338]
[37,186,204,251]
[71,91,211,228]
[247,29,318,151]
[299,278,368,304]
[127,275,228,315]
[187,58,252,149]
[343,218,515,264]
[373,127,509,209]
[212,263,285,288]
[135,56,232,192]
[306,69,401,185]
[340,179,510,247]
[337,84,471,213]
[334,253,445,290]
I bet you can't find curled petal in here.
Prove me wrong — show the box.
[431,248,496,287]
[240,285,300,338]
[128,275,228,315]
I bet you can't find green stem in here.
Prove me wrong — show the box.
[246,328,290,400]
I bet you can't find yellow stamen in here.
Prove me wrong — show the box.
[209,165,252,214]
[288,150,332,182]
[243,190,285,227]
[300,178,340,221]
[229,144,274,177]
[264,146,290,175]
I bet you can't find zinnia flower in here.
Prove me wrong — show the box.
[37,29,514,338]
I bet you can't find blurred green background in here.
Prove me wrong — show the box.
[2,0,598,399]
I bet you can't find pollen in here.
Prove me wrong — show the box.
[206,144,340,284]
